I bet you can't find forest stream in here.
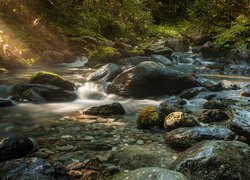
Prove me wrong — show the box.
[0,48,250,179]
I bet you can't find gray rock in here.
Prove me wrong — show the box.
[198,109,229,123]
[11,83,77,103]
[165,127,236,150]
[81,102,126,116]
[108,61,196,97]
[172,140,250,180]
[87,63,121,82]
[165,38,189,52]
[0,157,68,179]
[0,136,36,162]
[112,167,187,180]
[179,87,207,99]
[240,89,250,97]
[229,106,250,140]
[195,77,223,91]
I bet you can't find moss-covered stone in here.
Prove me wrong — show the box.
[164,112,199,131]
[137,106,162,129]
[29,71,74,91]
[89,46,121,63]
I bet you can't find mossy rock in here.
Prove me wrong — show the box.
[88,46,121,64]
[164,112,199,131]
[137,106,163,129]
[29,71,74,91]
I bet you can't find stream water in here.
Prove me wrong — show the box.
[0,53,250,139]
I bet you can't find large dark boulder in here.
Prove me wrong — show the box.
[112,167,187,180]
[0,136,36,162]
[0,157,69,179]
[81,102,126,116]
[108,61,196,97]
[198,109,229,123]
[165,127,236,150]
[11,83,77,103]
[87,63,121,82]
[229,106,250,140]
[30,71,75,91]
[200,42,229,59]
[172,140,250,180]
[165,38,189,52]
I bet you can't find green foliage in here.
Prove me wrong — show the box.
[215,16,250,49]
[89,46,119,62]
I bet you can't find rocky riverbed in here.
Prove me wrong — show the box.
[0,44,250,179]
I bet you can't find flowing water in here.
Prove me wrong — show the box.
[0,54,250,138]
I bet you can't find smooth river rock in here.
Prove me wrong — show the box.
[108,61,196,97]
[172,140,250,180]
[164,127,236,150]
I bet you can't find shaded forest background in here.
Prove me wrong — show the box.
[0,0,249,68]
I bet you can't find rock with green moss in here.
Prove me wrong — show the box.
[164,112,199,131]
[81,102,125,116]
[88,46,121,65]
[29,71,75,91]
[137,106,162,129]
[112,167,187,180]
[11,83,77,103]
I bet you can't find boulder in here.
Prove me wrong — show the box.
[172,140,250,180]
[160,97,188,113]
[240,89,250,97]
[0,136,36,162]
[11,83,77,103]
[87,63,121,82]
[203,99,229,110]
[0,98,14,107]
[30,71,75,91]
[164,112,199,131]
[108,61,196,97]
[200,42,229,59]
[198,109,229,123]
[81,102,126,116]
[165,127,236,150]
[112,167,187,180]
[229,106,250,140]
[195,77,223,91]
[165,38,189,52]
[137,106,162,129]
[179,87,207,99]
[0,157,68,179]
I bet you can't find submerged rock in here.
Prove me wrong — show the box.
[0,98,14,107]
[87,63,121,82]
[30,71,75,91]
[229,106,250,140]
[179,87,207,99]
[164,112,199,131]
[240,89,250,97]
[203,99,229,110]
[198,109,229,123]
[160,97,188,113]
[11,83,77,103]
[165,127,236,150]
[0,136,36,162]
[112,167,187,180]
[137,106,162,129]
[172,140,250,180]
[108,61,196,97]
[82,102,126,116]
[0,157,68,179]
